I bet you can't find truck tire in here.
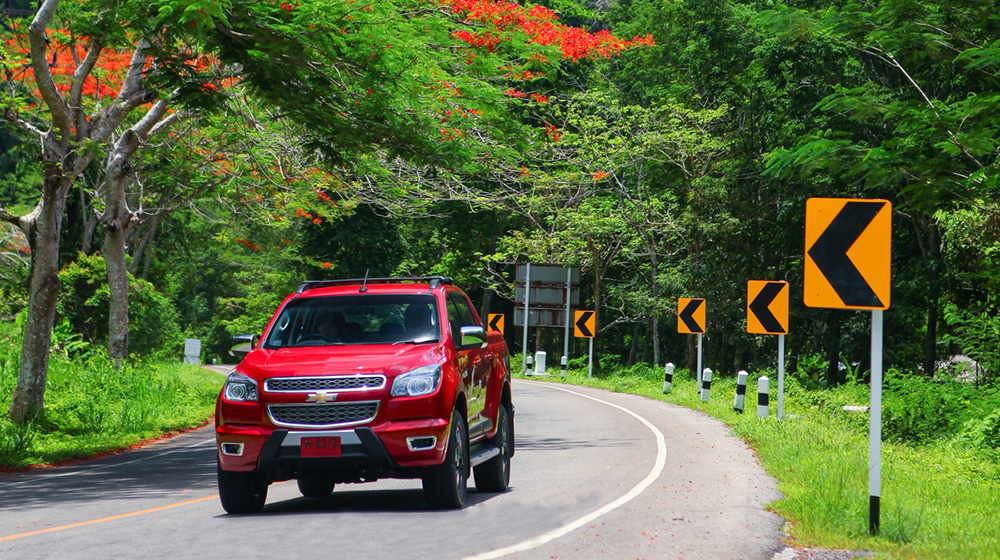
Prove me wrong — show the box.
[474,403,513,493]
[422,409,469,509]
[217,463,268,514]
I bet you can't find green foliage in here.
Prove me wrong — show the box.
[882,369,978,445]
[58,253,182,359]
[941,302,1000,383]
[0,339,221,470]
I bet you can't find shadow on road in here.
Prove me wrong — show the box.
[227,487,503,517]
[0,428,218,509]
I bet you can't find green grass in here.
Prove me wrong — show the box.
[516,362,1000,560]
[0,356,223,471]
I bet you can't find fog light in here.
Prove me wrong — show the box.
[406,436,437,451]
[221,442,245,456]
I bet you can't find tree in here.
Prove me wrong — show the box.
[762,0,1000,375]
[1,0,651,422]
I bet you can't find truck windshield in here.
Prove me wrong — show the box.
[263,294,440,348]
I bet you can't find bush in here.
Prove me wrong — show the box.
[58,252,182,359]
[1,347,221,470]
[881,368,1000,445]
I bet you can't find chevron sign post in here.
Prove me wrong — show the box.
[747,280,789,421]
[574,310,596,379]
[805,197,892,536]
[678,298,706,396]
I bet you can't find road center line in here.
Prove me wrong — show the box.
[0,495,219,542]
[464,383,668,560]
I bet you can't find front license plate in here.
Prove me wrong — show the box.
[301,436,341,458]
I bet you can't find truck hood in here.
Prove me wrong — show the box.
[236,343,448,380]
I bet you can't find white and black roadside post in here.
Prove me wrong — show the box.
[700,368,712,402]
[757,375,769,419]
[734,370,748,413]
[560,355,567,378]
[663,362,674,394]
[525,353,533,376]
[870,309,884,535]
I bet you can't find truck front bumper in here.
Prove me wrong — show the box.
[216,417,451,479]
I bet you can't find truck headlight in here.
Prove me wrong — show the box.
[391,364,442,397]
[223,372,259,402]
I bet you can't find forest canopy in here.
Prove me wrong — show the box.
[3,0,1000,422]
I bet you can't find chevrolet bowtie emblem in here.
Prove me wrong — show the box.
[306,391,337,404]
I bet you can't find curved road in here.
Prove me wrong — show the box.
[0,379,785,559]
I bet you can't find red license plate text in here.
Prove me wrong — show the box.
[301,436,341,458]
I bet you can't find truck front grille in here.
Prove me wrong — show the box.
[268,401,379,428]
[264,375,385,392]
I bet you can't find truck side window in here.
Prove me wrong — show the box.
[447,293,477,347]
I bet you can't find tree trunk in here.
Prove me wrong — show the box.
[924,297,938,375]
[102,134,140,365]
[627,322,639,365]
[105,225,130,365]
[588,240,603,373]
[922,218,942,376]
[9,177,71,423]
[650,249,660,366]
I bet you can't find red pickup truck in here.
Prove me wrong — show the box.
[215,277,513,513]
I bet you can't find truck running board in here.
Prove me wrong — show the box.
[468,444,500,467]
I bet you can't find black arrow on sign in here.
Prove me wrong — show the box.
[489,314,503,332]
[679,299,704,333]
[749,282,785,333]
[575,311,594,337]
[808,201,885,308]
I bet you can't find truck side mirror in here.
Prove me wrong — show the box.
[229,333,258,361]
[459,326,488,349]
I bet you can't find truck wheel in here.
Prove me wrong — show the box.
[474,403,513,493]
[297,475,335,498]
[217,463,268,514]
[422,409,469,509]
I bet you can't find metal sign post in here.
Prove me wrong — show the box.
[588,338,594,379]
[696,334,703,397]
[869,309,883,534]
[522,263,530,374]
[778,334,785,421]
[564,267,572,370]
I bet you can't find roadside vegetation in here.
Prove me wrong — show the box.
[515,358,1000,560]
[0,320,222,471]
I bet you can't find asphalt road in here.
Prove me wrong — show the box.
[0,379,786,559]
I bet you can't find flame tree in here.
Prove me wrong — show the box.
[0,0,650,422]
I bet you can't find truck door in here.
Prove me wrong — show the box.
[447,293,488,434]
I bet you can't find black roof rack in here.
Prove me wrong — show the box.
[295,277,454,295]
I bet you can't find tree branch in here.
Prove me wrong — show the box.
[29,0,71,140]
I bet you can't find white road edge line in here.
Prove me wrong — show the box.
[464,383,667,560]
